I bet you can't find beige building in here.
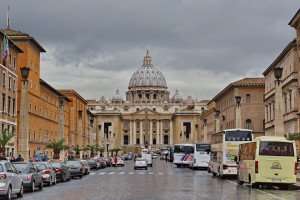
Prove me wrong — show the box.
[199,78,265,144]
[88,51,208,153]
[0,31,22,157]
[262,9,300,153]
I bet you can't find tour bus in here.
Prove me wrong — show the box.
[209,129,253,177]
[191,144,211,169]
[173,144,194,167]
[238,136,297,188]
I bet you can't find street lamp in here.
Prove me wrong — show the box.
[235,96,242,106]
[20,67,30,80]
[274,67,283,84]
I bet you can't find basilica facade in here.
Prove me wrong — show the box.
[88,51,208,152]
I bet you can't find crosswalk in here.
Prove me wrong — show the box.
[89,171,207,176]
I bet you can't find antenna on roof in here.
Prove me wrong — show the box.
[6,5,10,29]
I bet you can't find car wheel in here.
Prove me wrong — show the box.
[5,186,12,200]
[39,182,43,190]
[17,184,24,198]
[31,181,35,192]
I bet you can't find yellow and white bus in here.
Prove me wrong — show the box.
[209,129,253,177]
[238,136,297,188]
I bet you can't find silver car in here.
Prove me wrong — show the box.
[0,161,23,200]
[134,158,148,170]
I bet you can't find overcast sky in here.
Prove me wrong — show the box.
[0,0,298,100]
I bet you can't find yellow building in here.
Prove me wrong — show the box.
[2,28,71,160]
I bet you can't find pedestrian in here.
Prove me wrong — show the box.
[15,154,24,162]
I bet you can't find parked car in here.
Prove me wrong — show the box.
[34,162,56,186]
[0,161,23,200]
[13,162,43,192]
[112,157,124,167]
[96,158,107,169]
[49,161,71,182]
[64,160,83,179]
[104,157,112,167]
[87,160,98,170]
[134,158,148,170]
[152,153,159,159]
[80,160,90,175]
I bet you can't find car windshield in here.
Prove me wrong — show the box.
[174,145,194,154]
[259,141,294,157]
[51,162,62,168]
[66,161,81,167]
[14,163,30,173]
[36,163,47,170]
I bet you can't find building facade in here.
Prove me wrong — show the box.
[0,31,22,157]
[88,51,208,153]
[2,28,71,160]
[199,78,265,144]
[262,9,300,153]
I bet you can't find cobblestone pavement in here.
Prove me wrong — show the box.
[21,159,300,200]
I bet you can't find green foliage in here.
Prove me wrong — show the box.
[73,145,81,155]
[0,129,14,150]
[46,139,68,151]
[287,133,300,140]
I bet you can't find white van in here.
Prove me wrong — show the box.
[141,149,153,167]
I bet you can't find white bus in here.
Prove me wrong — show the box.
[209,129,253,177]
[173,144,194,168]
[191,144,211,169]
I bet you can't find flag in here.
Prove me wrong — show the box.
[1,34,9,64]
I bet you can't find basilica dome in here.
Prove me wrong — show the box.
[128,50,167,89]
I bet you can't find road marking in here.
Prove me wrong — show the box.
[158,172,164,175]
[98,172,106,175]
[108,172,115,175]
[90,172,96,175]
[129,172,134,175]
[119,171,125,175]
[148,172,154,175]
[138,172,145,175]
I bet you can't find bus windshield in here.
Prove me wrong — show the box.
[196,144,211,152]
[225,130,252,142]
[259,141,294,157]
[174,145,194,154]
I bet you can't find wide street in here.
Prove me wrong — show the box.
[20,159,300,200]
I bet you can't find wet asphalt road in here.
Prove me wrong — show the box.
[20,159,300,200]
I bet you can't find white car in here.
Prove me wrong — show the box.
[134,158,148,170]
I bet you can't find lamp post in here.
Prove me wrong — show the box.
[273,67,284,136]
[235,96,242,128]
[106,143,109,158]
[58,96,65,160]
[19,67,30,161]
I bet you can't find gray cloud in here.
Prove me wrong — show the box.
[0,0,298,99]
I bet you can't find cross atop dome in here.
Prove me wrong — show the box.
[143,49,152,65]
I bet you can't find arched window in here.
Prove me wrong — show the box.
[153,138,156,145]
[245,119,252,129]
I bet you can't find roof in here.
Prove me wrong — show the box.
[211,77,265,102]
[59,89,88,104]
[254,136,292,142]
[40,79,71,102]
[288,8,300,27]
[262,39,297,75]
[0,31,23,53]
[1,28,46,52]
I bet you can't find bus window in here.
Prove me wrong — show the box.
[259,142,294,157]
[183,146,194,154]
[174,145,182,153]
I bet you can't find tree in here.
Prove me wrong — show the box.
[0,129,14,157]
[73,145,81,158]
[46,139,68,160]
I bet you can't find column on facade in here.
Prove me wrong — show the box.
[203,120,208,143]
[274,82,285,136]
[58,97,65,160]
[140,120,144,145]
[156,120,160,145]
[160,120,163,145]
[129,120,133,145]
[133,120,136,145]
[149,120,153,145]
[169,120,173,145]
